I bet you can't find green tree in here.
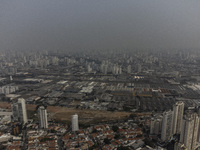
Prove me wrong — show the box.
[117,146,129,150]
[104,138,111,144]
[114,133,121,139]
[92,129,97,133]
[112,125,119,132]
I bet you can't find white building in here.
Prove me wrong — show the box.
[150,117,163,135]
[137,64,142,73]
[87,65,92,73]
[161,110,173,141]
[0,85,19,94]
[72,114,79,132]
[38,106,48,129]
[198,107,200,143]
[180,113,199,150]
[172,102,184,134]
[17,98,28,124]
[127,65,131,74]
[101,64,108,74]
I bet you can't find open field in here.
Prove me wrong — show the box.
[0,102,132,124]
[0,102,12,109]
[26,104,132,124]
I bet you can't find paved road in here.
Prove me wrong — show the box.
[0,112,12,116]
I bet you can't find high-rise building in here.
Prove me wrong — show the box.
[180,113,199,150]
[172,102,184,134]
[150,116,163,135]
[127,65,131,74]
[72,114,79,132]
[137,64,142,73]
[10,75,13,81]
[197,107,200,142]
[87,65,92,73]
[17,98,28,124]
[38,106,48,129]
[12,103,19,122]
[161,110,173,141]
[101,64,108,74]
[119,66,122,74]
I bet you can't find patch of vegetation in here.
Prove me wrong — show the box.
[79,123,91,128]
[117,146,130,150]
[27,110,38,121]
[92,128,98,133]
[114,133,121,139]
[89,143,99,150]
[50,129,57,133]
[129,113,138,119]
[104,138,111,144]
[112,125,119,132]
[40,138,54,142]
[0,144,7,150]
[143,138,156,148]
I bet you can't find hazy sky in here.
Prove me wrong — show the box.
[1,0,200,51]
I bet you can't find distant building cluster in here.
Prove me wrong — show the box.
[0,85,19,95]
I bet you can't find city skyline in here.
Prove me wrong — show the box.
[1,1,200,149]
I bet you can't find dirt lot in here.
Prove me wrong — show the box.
[0,102,131,124]
[0,102,11,109]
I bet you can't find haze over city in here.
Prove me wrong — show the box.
[1,0,200,51]
[1,1,200,150]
